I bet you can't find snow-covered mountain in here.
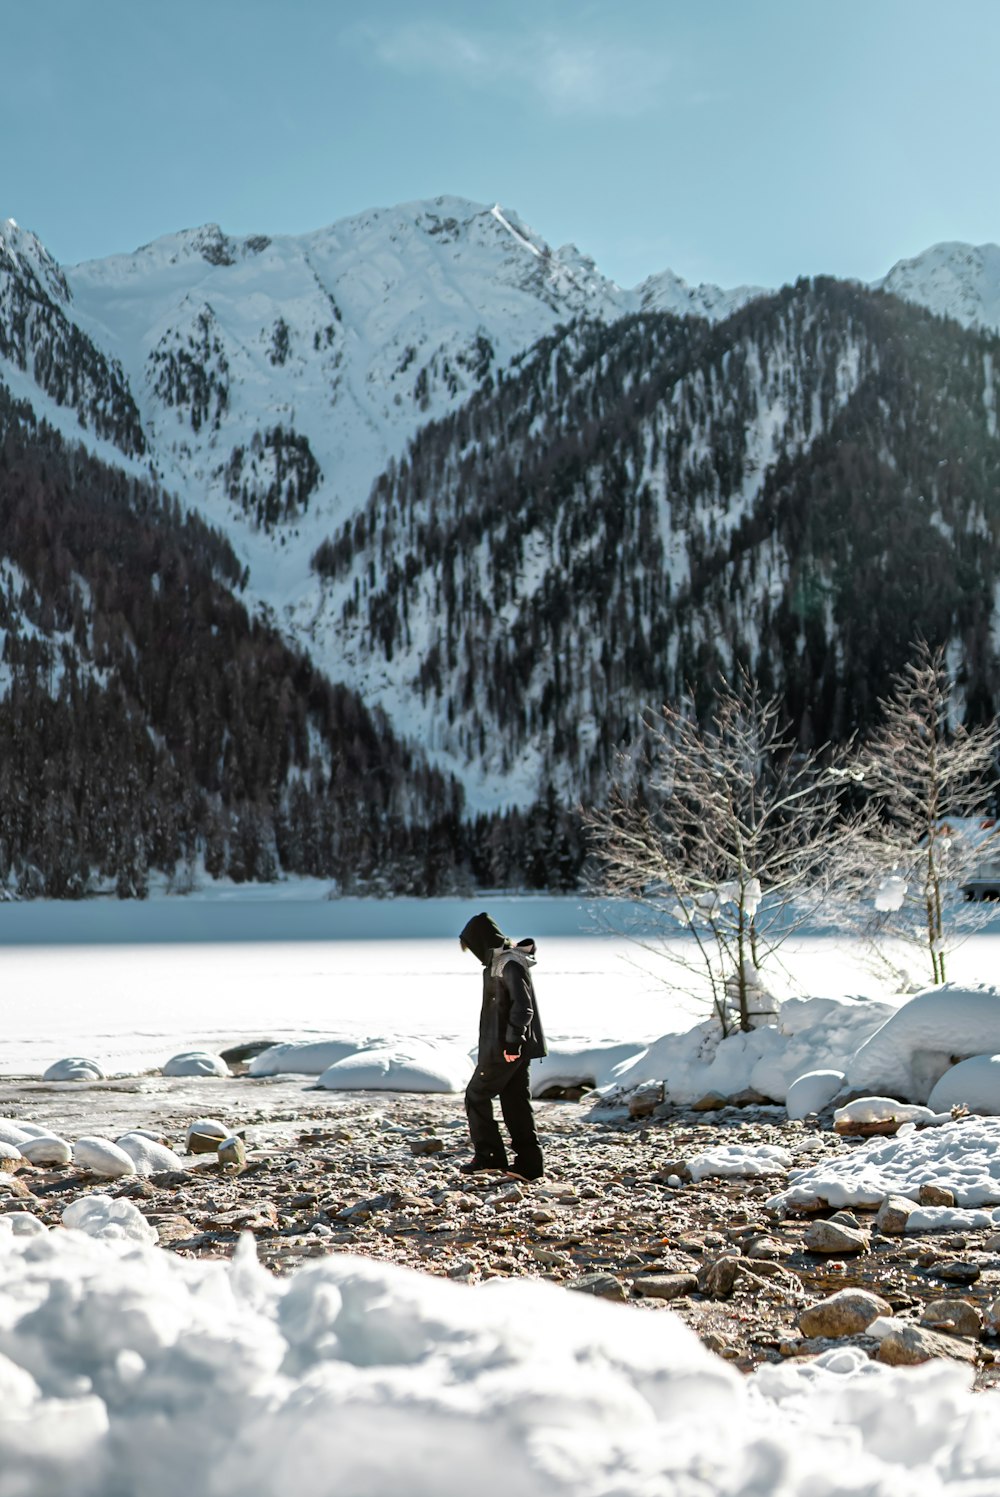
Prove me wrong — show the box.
[4,198,1000,819]
[875,241,1000,332]
[37,196,765,639]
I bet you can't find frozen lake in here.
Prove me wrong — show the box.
[2,888,999,1078]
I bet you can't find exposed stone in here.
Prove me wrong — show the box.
[798,1288,892,1338]
[727,1088,774,1109]
[632,1273,699,1301]
[690,1092,729,1112]
[878,1324,978,1366]
[875,1195,918,1235]
[742,1235,790,1260]
[917,1183,956,1208]
[219,1041,279,1067]
[149,1214,199,1246]
[801,1220,870,1254]
[921,1298,983,1338]
[569,1273,628,1302]
[530,1245,571,1268]
[628,1083,664,1119]
[0,1173,34,1200]
[186,1119,231,1155]
[827,1211,862,1229]
[931,1259,981,1285]
[697,1255,741,1299]
[218,1136,247,1172]
[409,1138,445,1156]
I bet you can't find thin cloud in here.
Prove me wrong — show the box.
[364,21,670,119]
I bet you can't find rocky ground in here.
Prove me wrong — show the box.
[2,1074,1000,1390]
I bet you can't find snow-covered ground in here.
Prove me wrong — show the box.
[2,1204,999,1497]
[0,888,929,1080]
[4,890,1000,1494]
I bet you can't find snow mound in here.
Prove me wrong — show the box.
[0,1211,47,1237]
[248,1038,382,1076]
[608,995,891,1105]
[0,1232,999,1494]
[318,1041,471,1093]
[0,1119,34,1149]
[833,1098,940,1127]
[531,1042,646,1094]
[62,1194,158,1244]
[18,1134,73,1166]
[785,1069,845,1120]
[927,1054,1000,1115]
[185,1118,230,1148]
[115,1133,185,1175]
[42,1057,105,1082]
[73,1137,137,1179]
[769,1117,1000,1212]
[162,1051,231,1077]
[687,1144,793,1181]
[845,985,1000,1102]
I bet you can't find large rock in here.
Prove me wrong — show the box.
[875,1194,918,1234]
[569,1273,628,1302]
[697,1256,741,1299]
[801,1220,870,1254]
[217,1136,247,1172]
[632,1273,699,1301]
[921,1298,983,1337]
[628,1082,664,1118]
[690,1091,729,1112]
[878,1323,977,1365]
[798,1289,891,1338]
[918,1183,956,1208]
[785,1069,845,1120]
[185,1118,231,1154]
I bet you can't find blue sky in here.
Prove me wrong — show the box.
[5,0,999,289]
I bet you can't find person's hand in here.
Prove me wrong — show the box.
[503,1050,520,1062]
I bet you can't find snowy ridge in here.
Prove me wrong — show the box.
[875,241,1000,332]
[5,198,1000,812]
[0,216,70,304]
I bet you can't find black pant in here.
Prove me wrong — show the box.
[464,1057,542,1173]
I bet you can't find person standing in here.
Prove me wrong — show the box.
[458,911,546,1180]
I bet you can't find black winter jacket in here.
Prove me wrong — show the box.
[460,912,547,1065]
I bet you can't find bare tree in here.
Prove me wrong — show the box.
[586,674,856,1033]
[852,639,1000,986]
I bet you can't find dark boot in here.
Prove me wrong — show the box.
[458,1155,505,1174]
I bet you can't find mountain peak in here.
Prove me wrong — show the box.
[875,240,1000,331]
[0,217,70,303]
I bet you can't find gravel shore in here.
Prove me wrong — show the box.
[3,1074,1000,1388]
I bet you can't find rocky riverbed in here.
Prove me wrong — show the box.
[2,1073,1000,1391]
